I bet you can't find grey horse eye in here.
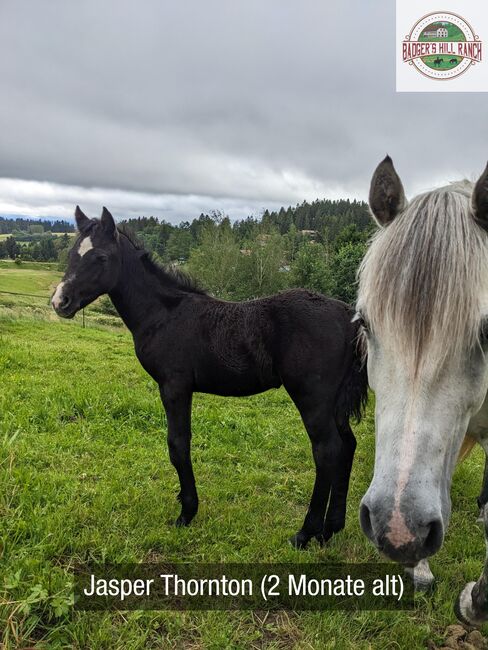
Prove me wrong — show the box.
[480,320,488,343]
[354,312,369,334]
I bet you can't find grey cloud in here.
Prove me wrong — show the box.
[0,0,486,220]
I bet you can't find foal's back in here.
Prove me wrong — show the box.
[160,288,358,399]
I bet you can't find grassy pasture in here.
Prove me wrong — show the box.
[0,269,487,649]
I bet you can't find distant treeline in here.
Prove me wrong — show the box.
[119,198,373,304]
[119,198,371,263]
[0,216,74,234]
[0,197,373,304]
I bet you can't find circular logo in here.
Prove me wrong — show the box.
[402,12,482,80]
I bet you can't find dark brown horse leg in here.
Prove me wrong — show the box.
[160,386,198,527]
[289,399,341,549]
[456,504,488,626]
[319,419,357,544]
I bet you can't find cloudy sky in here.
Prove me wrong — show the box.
[0,0,487,223]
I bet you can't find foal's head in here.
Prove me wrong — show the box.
[358,156,488,564]
[52,207,121,318]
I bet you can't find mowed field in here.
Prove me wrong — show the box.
[0,260,61,298]
[0,260,120,328]
[0,264,487,649]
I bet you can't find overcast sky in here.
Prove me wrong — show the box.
[0,0,487,223]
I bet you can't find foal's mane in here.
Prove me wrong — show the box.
[357,180,488,373]
[117,225,207,295]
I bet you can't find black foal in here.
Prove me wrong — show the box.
[52,207,367,548]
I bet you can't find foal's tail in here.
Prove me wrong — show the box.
[335,328,369,424]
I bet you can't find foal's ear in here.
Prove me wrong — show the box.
[75,205,91,233]
[473,162,488,231]
[101,207,117,237]
[369,156,407,226]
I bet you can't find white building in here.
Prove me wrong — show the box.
[423,26,448,38]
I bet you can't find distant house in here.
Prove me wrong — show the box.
[299,229,320,242]
[423,25,448,38]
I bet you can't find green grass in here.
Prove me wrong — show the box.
[0,260,61,296]
[0,315,487,649]
[0,266,487,648]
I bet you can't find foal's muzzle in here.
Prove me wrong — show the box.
[360,499,444,564]
[52,294,77,318]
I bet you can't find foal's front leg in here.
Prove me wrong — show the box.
[160,386,198,527]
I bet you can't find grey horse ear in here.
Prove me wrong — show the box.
[74,205,91,232]
[369,156,407,226]
[100,206,117,236]
[473,162,488,231]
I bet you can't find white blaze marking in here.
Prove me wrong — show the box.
[385,385,418,547]
[52,281,66,309]
[78,236,93,257]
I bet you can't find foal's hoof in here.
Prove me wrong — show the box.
[289,531,312,549]
[321,520,345,544]
[175,514,193,527]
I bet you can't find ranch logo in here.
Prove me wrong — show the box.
[402,12,482,80]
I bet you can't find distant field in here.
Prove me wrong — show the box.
[0,260,61,296]
[0,260,120,327]
[0,232,75,241]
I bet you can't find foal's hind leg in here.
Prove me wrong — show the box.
[319,418,356,545]
[288,394,342,549]
[160,386,198,527]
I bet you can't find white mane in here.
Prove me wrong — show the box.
[357,181,488,374]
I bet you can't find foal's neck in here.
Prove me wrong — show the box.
[108,234,175,334]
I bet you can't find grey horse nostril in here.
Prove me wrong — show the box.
[359,503,374,541]
[423,519,444,555]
